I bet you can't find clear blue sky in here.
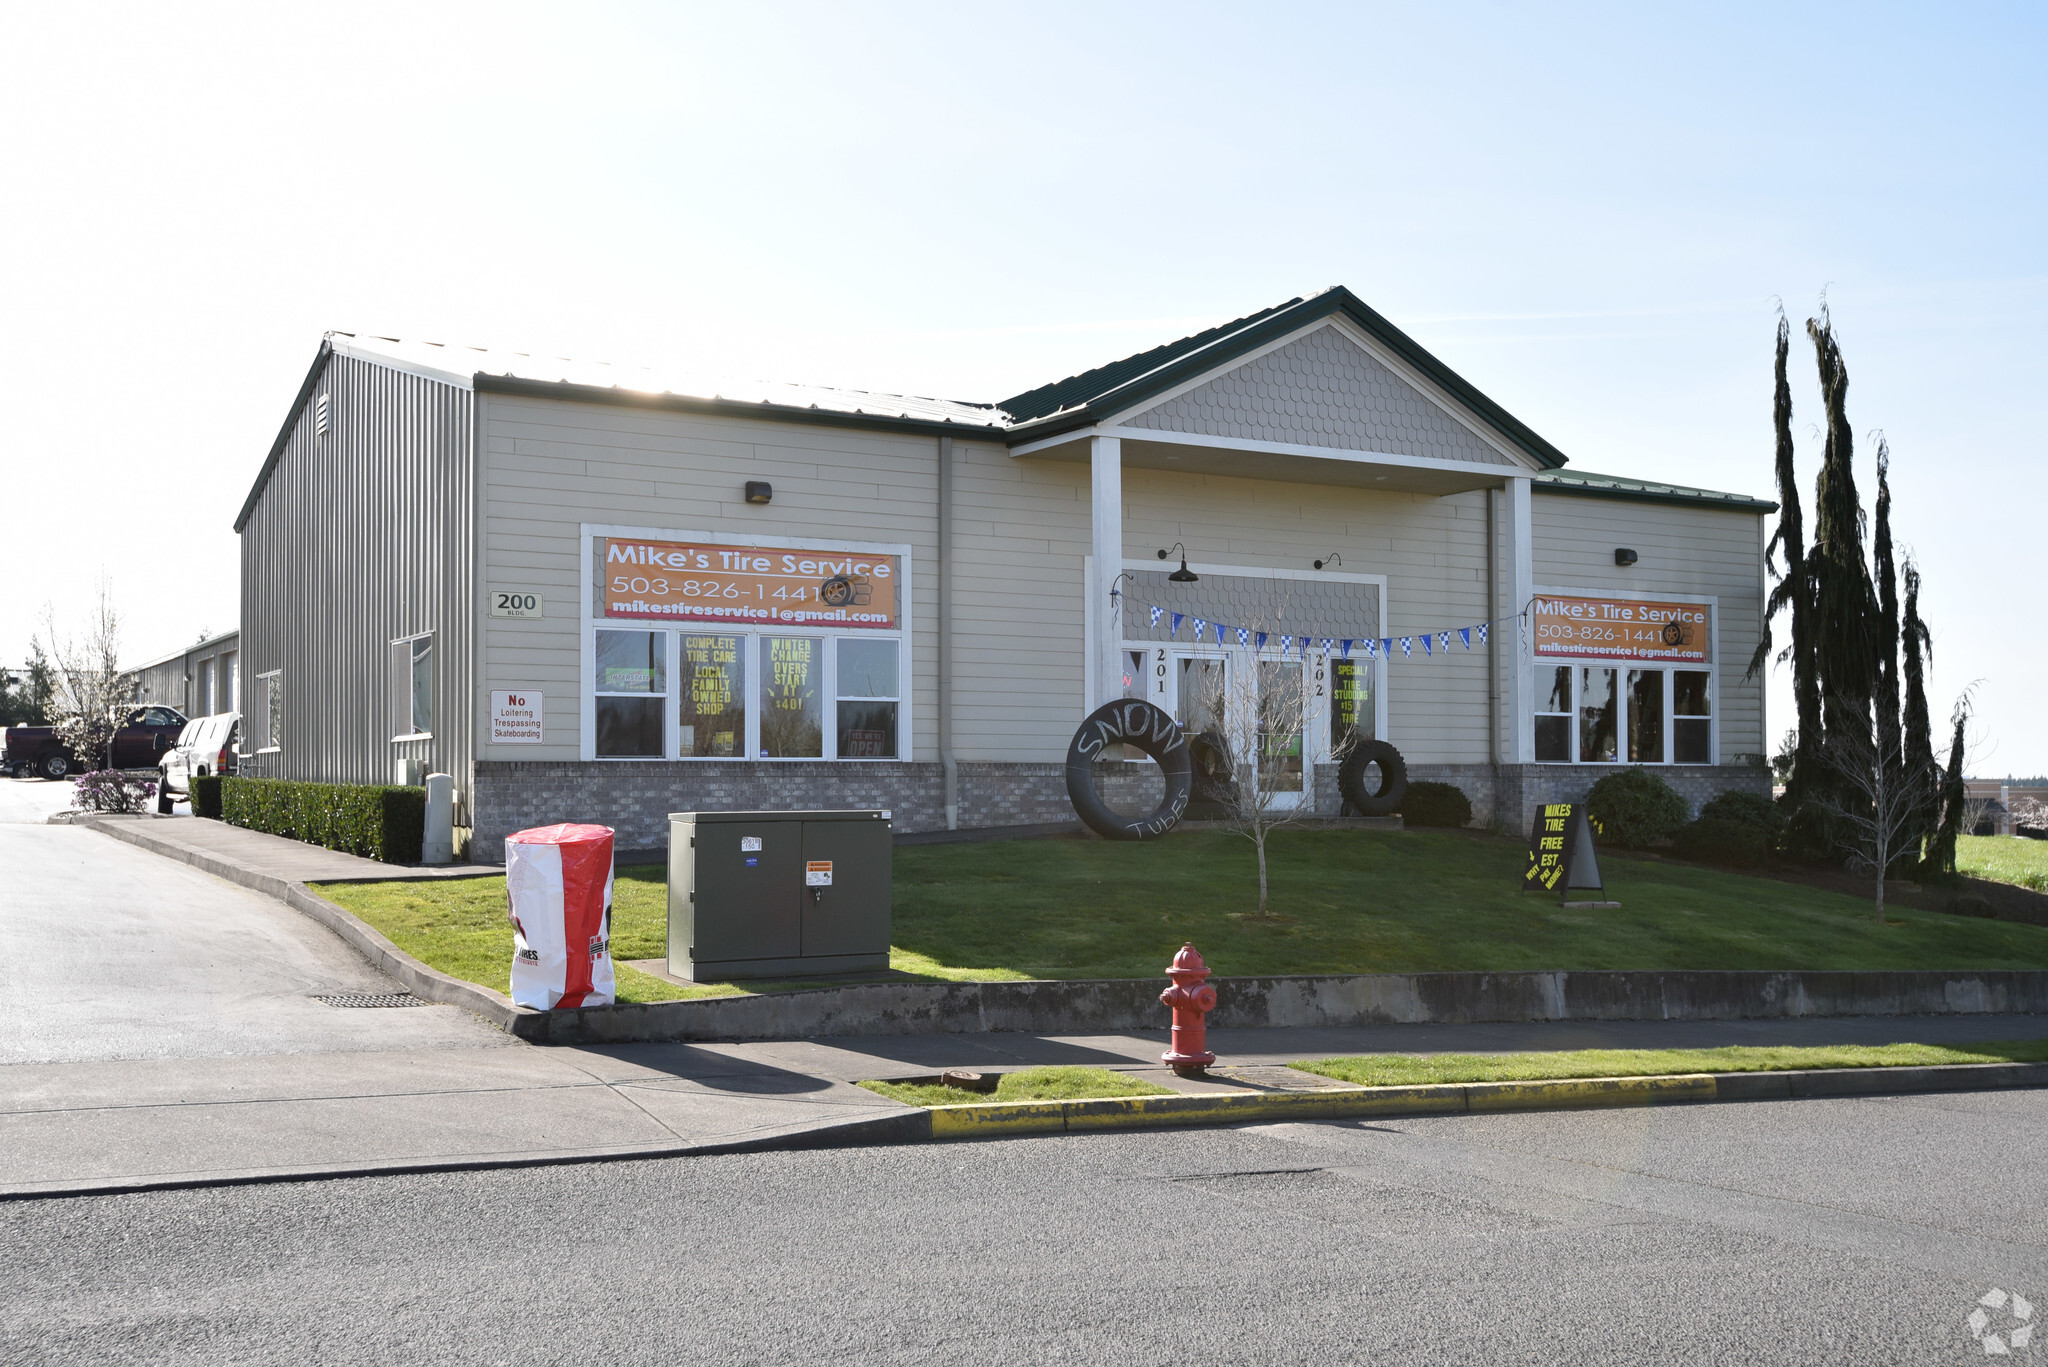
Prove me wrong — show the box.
[3,2,2041,771]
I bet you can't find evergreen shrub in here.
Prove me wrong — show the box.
[220,777,425,863]
[1399,780,1472,828]
[1697,790,1787,844]
[189,773,224,820]
[1673,816,1771,868]
[1585,768,1689,848]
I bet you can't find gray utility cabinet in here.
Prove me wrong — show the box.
[667,810,892,981]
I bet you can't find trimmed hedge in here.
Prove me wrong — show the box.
[1673,815,1771,868]
[1696,789,1787,843]
[1399,780,1473,828]
[189,773,223,820]
[1585,767,1689,848]
[220,777,425,863]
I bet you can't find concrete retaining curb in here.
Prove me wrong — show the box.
[915,1060,2048,1140]
[74,815,2048,1046]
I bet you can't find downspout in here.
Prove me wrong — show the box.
[938,435,959,829]
[1487,486,1502,829]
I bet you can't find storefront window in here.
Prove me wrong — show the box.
[835,637,898,759]
[1178,658,1226,742]
[1257,660,1304,794]
[679,635,745,757]
[1579,667,1618,763]
[1674,670,1712,763]
[761,636,824,758]
[1331,656,1374,756]
[1627,668,1664,763]
[1535,666,1572,763]
[595,629,665,758]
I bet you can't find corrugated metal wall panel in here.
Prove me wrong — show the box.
[238,354,474,816]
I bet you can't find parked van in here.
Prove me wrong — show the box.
[157,713,240,813]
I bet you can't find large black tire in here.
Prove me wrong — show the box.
[1338,739,1408,816]
[38,751,71,781]
[1064,700,1193,840]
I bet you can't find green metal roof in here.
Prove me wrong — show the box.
[996,286,1574,470]
[1535,467,1776,513]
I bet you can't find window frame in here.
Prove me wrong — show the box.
[389,631,435,742]
[1527,590,1718,766]
[577,524,913,763]
[255,669,284,754]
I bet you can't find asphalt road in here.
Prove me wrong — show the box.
[0,777,505,1063]
[5,1089,2042,1365]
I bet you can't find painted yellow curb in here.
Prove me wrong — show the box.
[922,1073,1720,1139]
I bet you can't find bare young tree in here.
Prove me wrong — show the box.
[1184,634,1316,920]
[1816,706,1940,922]
[38,584,131,772]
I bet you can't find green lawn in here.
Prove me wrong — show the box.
[1293,1040,2048,1088]
[315,828,2048,1003]
[1959,835,2048,892]
[858,1066,1174,1108]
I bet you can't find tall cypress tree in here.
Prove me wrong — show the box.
[1870,441,1902,766]
[1749,314,1820,809]
[1901,557,1938,857]
[1925,690,1972,878]
[1805,311,1877,755]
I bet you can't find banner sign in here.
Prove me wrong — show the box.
[1532,595,1708,663]
[600,537,899,629]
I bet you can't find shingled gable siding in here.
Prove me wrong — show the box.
[1120,323,1515,466]
[239,353,473,801]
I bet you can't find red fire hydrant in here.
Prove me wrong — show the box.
[1160,942,1218,1076]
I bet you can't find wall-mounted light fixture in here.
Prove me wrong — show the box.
[1313,551,1343,571]
[745,481,773,505]
[1157,543,1199,583]
[1614,548,1638,567]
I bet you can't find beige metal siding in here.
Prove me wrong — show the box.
[477,395,946,762]
[238,354,474,796]
[1531,493,1767,759]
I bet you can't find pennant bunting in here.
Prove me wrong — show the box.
[1215,623,1226,646]
[1477,623,1489,645]
[1438,631,1452,654]
[1280,635,1293,656]
[1149,605,1164,628]
[1381,638,1393,657]
[1420,634,1432,657]
[1191,617,1205,639]
[1321,638,1335,654]
[1255,632,1268,651]
[1363,639,1377,659]
[1341,639,1354,657]
[1400,637,1413,658]
[1171,611,1184,636]
[1236,627,1250,646]
[1458,627,1471,650]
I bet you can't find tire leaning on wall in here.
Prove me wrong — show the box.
[1338,739,1408,816]
[1064,700,1193,841]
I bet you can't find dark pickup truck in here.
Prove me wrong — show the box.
[3,705,189,780]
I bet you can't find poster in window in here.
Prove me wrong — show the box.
[760,637,823,757]
[601,537,899,630]
[679,635,745,757]
[1532,596,1709,662]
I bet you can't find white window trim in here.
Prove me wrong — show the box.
[579,523,914,763]
[1529,585,1719,766]
[255,669,283,754]
[389,631,435,743]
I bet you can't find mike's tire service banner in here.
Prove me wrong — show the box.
[506,823,617,1009]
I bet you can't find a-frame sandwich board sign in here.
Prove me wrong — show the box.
[1522,802,1611,903]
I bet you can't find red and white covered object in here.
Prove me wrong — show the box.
[505,823,616,1009]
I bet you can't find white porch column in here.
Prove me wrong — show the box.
[1090,435,1124,712]
[1504,474,1535,763]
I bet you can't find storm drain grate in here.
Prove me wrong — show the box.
[311,992,431,1009]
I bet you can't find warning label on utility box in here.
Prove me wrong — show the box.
[805,860,833,887]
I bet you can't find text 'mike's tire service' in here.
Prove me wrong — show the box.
[1065,700,1192,840]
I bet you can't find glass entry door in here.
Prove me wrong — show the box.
[1165,651,1314,813]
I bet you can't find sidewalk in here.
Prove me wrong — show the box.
[13,1015,2048,1199]
[62,812,499,882]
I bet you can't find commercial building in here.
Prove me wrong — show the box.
[235,287,1774,859]
[129,630,241,719]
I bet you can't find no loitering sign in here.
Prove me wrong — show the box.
[491,690,544,744]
